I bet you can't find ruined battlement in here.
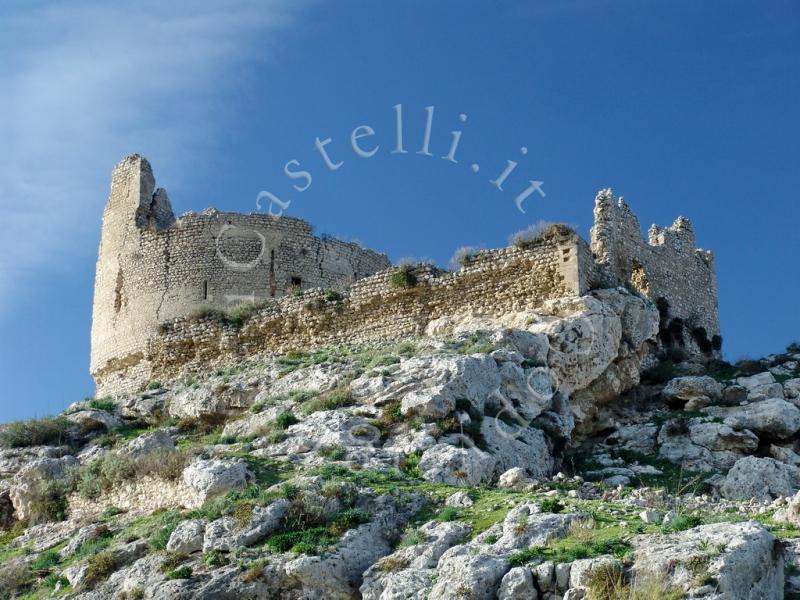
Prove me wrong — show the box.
[90,157,720,396]
[590,188,719,340]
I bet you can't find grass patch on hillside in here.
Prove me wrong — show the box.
[508,524,631,566]
[299,383,354,415]
[573,445,711,497]
[275,350,335,376]
[454,333,495,355]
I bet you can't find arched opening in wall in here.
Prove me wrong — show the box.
[290,276,302,292]
[629,260,650,296]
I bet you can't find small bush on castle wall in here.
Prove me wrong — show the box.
[389,264,418,289]
[449,246,483,270]
[510,221,574,249]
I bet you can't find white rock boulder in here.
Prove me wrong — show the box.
[182,459,249,501]
[719,456,800,501]
[166,519,206,554]
[663,376,722,409]
[633,521,782,600]
[418,444,496,486]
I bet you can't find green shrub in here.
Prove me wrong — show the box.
[453,246,481,268]
[43,573,70,590]
[280,483,300,500]
[265,527,334,554]
[585,562,626,600]
[660,514,704,533]
[203,550,228,568]
[166,566,193,579]
[0,562,32,597]
[101,506,124,520]
[160,552,188,572]
[320,480,357,505]
[274,412,298,430]
[333,508,370,529]
[319,445,346,460]
[389,264,418,289]
[508,547,545,566]
[29,480,71,524]
[324,289,343,303]
[456,333,494,355]
[0,416,73,449]
[586,566,684,600]
[436,507,460,522]
[0,521,27,546]
[370,401,403,440]
[72,527,113,561]
[147,381,163,390]
[398,528,426,548]
[399,452,422,479]
[30,548,61,570]
[539,497,564,513]
[227,303,259,328]
[77,449,190,499]
[89,398,116,412]
[83,551,119,588]
[149,514,182,551]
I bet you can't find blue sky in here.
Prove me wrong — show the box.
[0,0,798,421]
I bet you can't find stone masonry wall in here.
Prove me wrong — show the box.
[91,158,720,396]
[95,233,583,395]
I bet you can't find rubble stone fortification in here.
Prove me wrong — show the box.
[90,155,719,396]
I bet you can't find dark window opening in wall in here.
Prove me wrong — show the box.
[300,248,308,257]
[290,276,302,290]
[202,280,208,300]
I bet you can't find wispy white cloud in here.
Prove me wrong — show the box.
[0,0,307,307]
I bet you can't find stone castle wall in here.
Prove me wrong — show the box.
[90,155,390,389]
[91,158,720,396]
[94,233,585,395]
[590,189,720,339]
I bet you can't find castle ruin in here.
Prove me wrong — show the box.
[91,155,720,396]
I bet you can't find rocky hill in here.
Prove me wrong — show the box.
[1,287,799,599]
